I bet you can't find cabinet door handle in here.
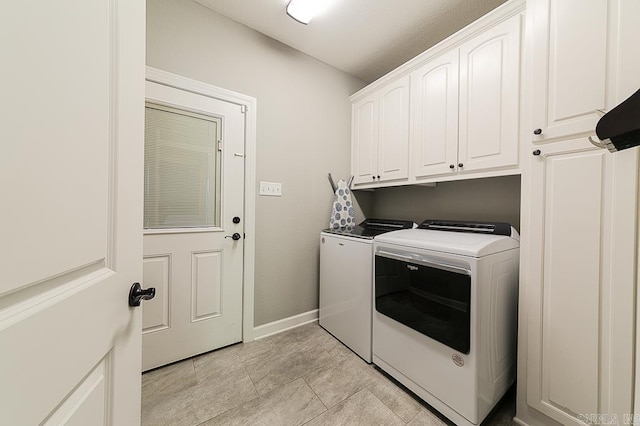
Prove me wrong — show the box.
[449,164,455,169]
[533,149,541,156]
[377,175,380,180]
[458,163,464,168]
[533,128,542,135]
[371,176,375,181]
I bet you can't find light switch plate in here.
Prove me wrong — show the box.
[259,181,282,196]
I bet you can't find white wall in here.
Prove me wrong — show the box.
[147,0,367,326]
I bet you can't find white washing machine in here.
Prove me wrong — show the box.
[373,220,520,426]
[319,219,414,362]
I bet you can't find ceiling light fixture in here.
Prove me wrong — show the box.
[286,0,317,25]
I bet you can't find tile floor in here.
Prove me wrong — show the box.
[142,323,516,426]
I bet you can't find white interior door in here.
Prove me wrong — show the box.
[0,0,145,424]
[141,81,245,371]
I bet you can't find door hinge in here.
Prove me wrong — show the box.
[218,140,223,151]
[240,105,247,113]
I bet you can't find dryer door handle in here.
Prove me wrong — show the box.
[376,250,471,276]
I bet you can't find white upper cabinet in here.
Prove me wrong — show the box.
[378,76,411,182]
[530,0,609,142]
[411,50,459,179]
[459,14,521,173]
[410,13,521,182]
[352,76,410,186]
[351,1,525,189]
[352,93,379,185]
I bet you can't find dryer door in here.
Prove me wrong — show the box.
[375,250,471,354]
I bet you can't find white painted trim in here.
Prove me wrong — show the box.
[635,148,640,416]
[241,87,257,343]
[253,309,319,340]
[144,66,257,343]
[146,67,254,108]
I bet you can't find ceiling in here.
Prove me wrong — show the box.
[193,0,508,83]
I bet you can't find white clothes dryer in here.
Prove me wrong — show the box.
[373,220,520,426]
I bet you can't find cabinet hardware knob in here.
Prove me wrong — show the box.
[377,175,380,180]
[533,149,541,156]
[533,128,542,135]
[458,163,464,168]
[372,176,375,180]
[449,164,455,169]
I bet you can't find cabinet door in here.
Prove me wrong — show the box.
[411,50,459,179]
[351,93,379,185]
[378,75,410,183]
[530,0,608,142]
[459,14,521,173]
[524,138,636,424]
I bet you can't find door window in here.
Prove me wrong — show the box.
[144,103,222,230]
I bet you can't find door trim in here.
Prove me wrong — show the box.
[145,66,257,342]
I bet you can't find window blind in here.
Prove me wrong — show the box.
[144,104,221,230]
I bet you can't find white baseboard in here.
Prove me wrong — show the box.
[253,309,319,340]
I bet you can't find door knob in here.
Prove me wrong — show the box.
[533,128,542,135]
[233,216,241,224]
[129,282,155,307]
[225,233,242,241]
